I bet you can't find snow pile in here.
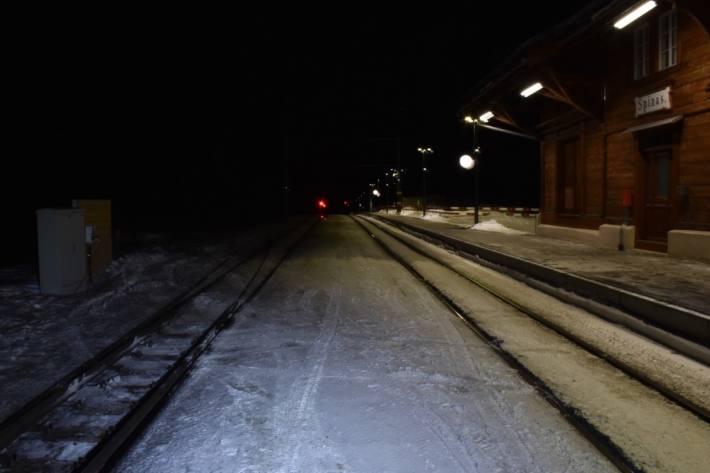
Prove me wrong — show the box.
[420,213,451,223]
[470,219,528,235]
[399,209,420,217]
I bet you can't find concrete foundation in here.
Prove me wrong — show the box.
[669,230,710,262]
[536,224,599,246]
[536,224,636,250]
[599,224,636,250]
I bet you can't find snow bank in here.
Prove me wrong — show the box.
[399,209,420,217]
[420,213,451,223]
[470,219,528,235]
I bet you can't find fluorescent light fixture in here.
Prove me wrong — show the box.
[614,1,657,29]
[479,111,494,123]
[520,82,543,97]
[464,115,475,123]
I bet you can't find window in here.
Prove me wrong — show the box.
[634,23,650,79]
[659,8,677,70]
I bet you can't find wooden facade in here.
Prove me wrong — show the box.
[462,0,710,253]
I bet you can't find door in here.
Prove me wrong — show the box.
[556,138,580,214]
[638,146,673,250]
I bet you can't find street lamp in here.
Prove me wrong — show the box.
[368,183,377,212]
[459,154,475,170]
[461,119,483,225]
[417,147,434,216]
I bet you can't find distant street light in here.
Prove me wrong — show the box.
[372,189,381,197]
[417,147,434,216]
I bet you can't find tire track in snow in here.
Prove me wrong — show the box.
[275,283,343,473]
[368,223,538,471]
[433,300,539,471]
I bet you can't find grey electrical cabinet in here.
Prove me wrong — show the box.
[36,208,87,295]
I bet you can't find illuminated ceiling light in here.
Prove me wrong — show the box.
[479,111,494,123]
[464,115,475,123]
[614,1,657,29]
[520,82,543,98]
[459,154,475,170]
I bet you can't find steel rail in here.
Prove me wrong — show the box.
[352,214,650,473]
[0,219,310,467]
[365,215,710,423]
[371,215,710,352]
[75,219,317,473]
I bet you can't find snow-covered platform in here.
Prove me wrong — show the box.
[374,213,710,348]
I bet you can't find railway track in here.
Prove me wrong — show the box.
[0,219,316,472]
[352,214,710,473]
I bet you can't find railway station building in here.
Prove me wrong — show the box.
[460,0,710,259]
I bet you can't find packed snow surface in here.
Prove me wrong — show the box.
[361,215,710,473]
[115,216,615,473]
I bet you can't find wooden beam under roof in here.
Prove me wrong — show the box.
[538,67,604,122]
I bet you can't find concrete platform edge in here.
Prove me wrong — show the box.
[374,214,710,348]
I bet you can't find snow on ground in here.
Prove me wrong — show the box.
[361,215,710,473]
[114,216,616,473]
[0,221,298,424]
[470,218,528,235]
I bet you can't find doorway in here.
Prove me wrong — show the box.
[556,138,580,214]
[637,145,674,251]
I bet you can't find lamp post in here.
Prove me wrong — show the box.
[461,117,483,225]
[368,183,382,212]
[371,188,381,212]
[417,147,434,216]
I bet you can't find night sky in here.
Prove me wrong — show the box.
[6,2,591,262]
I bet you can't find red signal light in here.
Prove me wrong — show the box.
[317,199,327,209]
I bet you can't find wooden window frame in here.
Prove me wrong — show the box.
[634,22,650,80]
[658,7,678,70]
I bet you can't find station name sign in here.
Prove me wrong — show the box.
[635,86,671,117]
